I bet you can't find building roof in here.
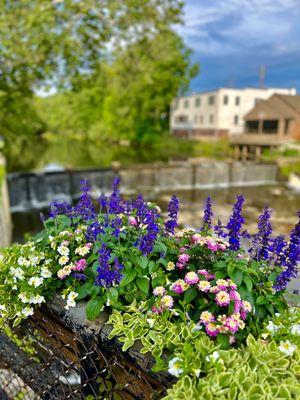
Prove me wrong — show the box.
[244,94,300,120]
[175,87,296,99]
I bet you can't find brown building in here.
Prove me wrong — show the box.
[230,94,300,160]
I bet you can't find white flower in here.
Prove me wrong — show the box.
[29,256,39,264]
[75,245,91,256]
[41,267,52,278]
[57,245,69,256]
[28,276,44,287]
[18,293,30,303]
[65,291,78,310]
[59,256,69,266]
[279,341,296,356]
[10,267,25,280]
[291,324,300,336]
[146,318,155,328]
[0,304,6,311]
[206,351,220,363]
[193,369,201,377]
[168,357,183,377]
[59,231,70,237]
[18,257,27,266]
[266,321,279,335]
[29,295,45,304]
[22,307,34,317]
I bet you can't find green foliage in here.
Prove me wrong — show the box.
[108,306,300,400]
[1,0,198,171]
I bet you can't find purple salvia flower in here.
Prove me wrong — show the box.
[133,194,148,222]
[226,195,245,251]
[86,220,103,242]
[165,195,180,235]
[72,273,87,281]
[74,179,96,221]
[95,243,123,287]
[108,176,124,214]
[275,213,300,291]
[49,200,72,218]
[214,219,227,238]
[250,206,272,261]
[98,194,108,211]
[202,196,213,230]
[268,235,287,266]
[139,207,160,255]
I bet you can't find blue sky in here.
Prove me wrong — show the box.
[176,0,300,93]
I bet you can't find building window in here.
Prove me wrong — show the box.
[234,115,239,125]
[246,120,259,133]
[195,97,201,107]
[208,95,215,105]
[184,99,189,108]
[175,115,188,123]
[263,120,278,134]
[223,95,229,105]
[194,115,198,123]
[200,115,204,124]
[209,114,214,124]
[235,96,240,106]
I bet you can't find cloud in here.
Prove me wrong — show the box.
[175,0,300,91]
[178,0,300,56]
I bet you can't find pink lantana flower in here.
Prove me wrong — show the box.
[197,280,211,292]
[215,291,231,306]
[74,258,87,271]
[184,271,199,285]
[171,279,189,294]
[128,216,138,226]
[200,311,215,325]
[153,286,166,297]
[178,254,190,264]
[205,322,219,337]
[161,295,174,309]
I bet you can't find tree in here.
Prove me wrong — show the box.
[0,0,197,169]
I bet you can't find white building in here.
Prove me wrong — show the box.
[170,87,297,139]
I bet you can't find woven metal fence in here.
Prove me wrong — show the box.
[0,298,168,400]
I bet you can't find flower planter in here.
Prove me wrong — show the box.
[0,294,170,399]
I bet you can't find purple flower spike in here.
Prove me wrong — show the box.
[95,243,123,287]
[202,196,213,230]
[226,195,245,251]
[250,206,272,261]
[74,179,96,221]
[274,212,300,291]
[165,195,180,235]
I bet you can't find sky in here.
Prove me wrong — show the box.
[176,0,300,93]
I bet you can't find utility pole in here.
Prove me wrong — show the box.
[259,65,266,88]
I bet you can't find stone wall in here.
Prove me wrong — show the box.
[0,156,12,247]
[7,160,279,211]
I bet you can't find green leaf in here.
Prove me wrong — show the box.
[138,256,148,270]
[86,297,104,320]
[120,270,137,287]
[77,281,94,300]
[136,277,149,294]
[243,276,253,292]
[217,333,229,349]
[108,287,119,303]
[184,287,198,303]
[232,270,243,286]
[256,295,266,305]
